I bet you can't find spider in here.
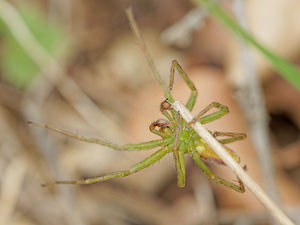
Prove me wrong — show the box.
[29,60,247,193]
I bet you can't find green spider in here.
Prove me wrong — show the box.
[29,60,246,193]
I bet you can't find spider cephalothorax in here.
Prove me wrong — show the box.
[29,60,246,192]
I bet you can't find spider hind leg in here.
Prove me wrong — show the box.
[42,146,170,187]
[212,131,247,144]
[169,60,198,111]
[191,152,245,193]
[185,102,229,129]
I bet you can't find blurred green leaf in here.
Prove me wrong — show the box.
[0,4,68,89]
[194,0,300,91]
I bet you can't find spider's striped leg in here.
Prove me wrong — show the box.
[169,60,198,111]
[191,152,245,193]
[184,102,229,129]
[212,131,247,168]
[156,100,186,187]
[42,146,171,187]
[212,131,247,144]
[172,112,185,187]
[28,121,172,151]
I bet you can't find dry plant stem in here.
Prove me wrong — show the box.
[172,101,295,225]
[125,7,173,102]
[0,1,123,140]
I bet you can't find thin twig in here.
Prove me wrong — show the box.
[125,7,173,102]
[172,100,295,225]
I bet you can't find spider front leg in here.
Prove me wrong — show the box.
[28,121,172,151]
[191,152,245,193]
[156,100,186,187]
[172,112,186,187]
[185,102,229,129]
[43,146,171,187]
[169,60,198,111]
[212,131,247,144]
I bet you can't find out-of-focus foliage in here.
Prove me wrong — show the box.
[1,1,300,225]
[194,0,300,90]
[0,4,68,89]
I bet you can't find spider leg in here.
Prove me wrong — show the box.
[172,112,185,187]
[42,146,171,187]
[28,121,172,151]
[191,152,245,193]
[212,131,247,144]
[184,102,229,129]
[169,60,198,111]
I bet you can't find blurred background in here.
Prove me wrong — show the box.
[0,0,300,224]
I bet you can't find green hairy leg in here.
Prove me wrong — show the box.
[191,152,245,193]
[43,146,170,187]
[28,121,172,151]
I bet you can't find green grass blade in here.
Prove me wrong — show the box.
[193,0,300,90]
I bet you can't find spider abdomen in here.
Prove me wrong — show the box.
[196,144,240,165]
